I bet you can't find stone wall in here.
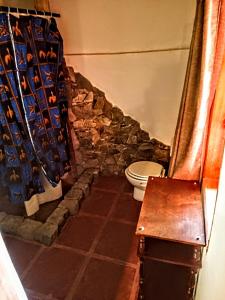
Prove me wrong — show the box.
[66,67,170,176]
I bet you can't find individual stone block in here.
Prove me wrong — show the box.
[0,212,7,223]
[0,215,24,235]
[76,165,85,177]
[138,129,150,141]
[79,137,93,149]
[127,135,138,145]
[93,96,105,110]
[34,223,58,246]
[76,72,93,91]
[78,171,94,185]
[112,107,124,122]
[90,168,100,179]
[65,186,82,198]
[105,156,115,165]
[83,168,99,183]
[46,207,69,228]
[103,101,113,119]
[17,219,42,241]
[67,66,76,83]
[64,188,83,203]
[138,142,154,151]
[64,188,74,198]
[72,182,89,197]
[58,198,80,215]
[84,91,94,103]
[98,116,111,127]
[90,128,100,145]
[84,159,99,169]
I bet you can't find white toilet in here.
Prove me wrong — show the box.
[125,161,165,201]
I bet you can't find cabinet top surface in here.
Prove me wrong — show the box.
[136,177,205,246]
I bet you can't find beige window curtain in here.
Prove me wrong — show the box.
[202,51,225,180]
[169,0,225,181]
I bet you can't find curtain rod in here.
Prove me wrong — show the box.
[0,6,60,17]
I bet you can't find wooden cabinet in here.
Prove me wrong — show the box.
[136,177,205,300]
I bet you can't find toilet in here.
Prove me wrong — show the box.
[125,161,165,201]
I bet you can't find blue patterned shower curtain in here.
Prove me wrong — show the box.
[0,13,70,206]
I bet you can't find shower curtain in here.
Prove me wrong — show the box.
[0,13,70,215]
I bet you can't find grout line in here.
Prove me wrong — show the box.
[3,233,42,247]
[50,217,74,248]
[92,252,137,269]
[54,239,137,268]
[21,246,45,281]
[54,239,137,269]
[78,211,138,226]
[64,46,190,56]
[109,217,138,226]
[78,211,107,220]
[65,181,127,300]
[65,255,90,300]
[92,186,120,193]
[53,243,89,257]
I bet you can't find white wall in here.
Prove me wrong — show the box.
[50,0,196,145]
[196,147,225,300]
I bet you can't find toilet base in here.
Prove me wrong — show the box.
[133,187,145,202]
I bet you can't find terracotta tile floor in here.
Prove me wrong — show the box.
[3,176,141,300]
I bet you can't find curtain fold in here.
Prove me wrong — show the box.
[0,13,70,212]
[169,0,225,180]
[202,49,225,179]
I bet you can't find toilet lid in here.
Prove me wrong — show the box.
[127,161,164,179]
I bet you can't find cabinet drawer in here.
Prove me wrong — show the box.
[138,237,202,267]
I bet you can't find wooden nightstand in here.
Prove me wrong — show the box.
[136,177,205,300]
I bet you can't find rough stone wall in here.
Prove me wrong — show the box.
[66,67,170,176]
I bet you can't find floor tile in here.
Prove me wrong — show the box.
[95,220,138,264]
[80,189,116,217]
[123,181,133,194]
[3,235,41,276]
[23,247,85,299]
[93,176,126,192]
[72,257,136,300]
[2,176,140,299]
[111,194,142,223]
[25,288,58,300]
[57,215,104,251]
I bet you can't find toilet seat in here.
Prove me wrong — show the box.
[126,169,148,181]
[127,161,164,180]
